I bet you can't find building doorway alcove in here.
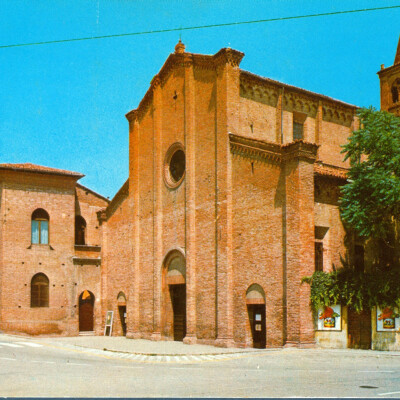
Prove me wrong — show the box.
[117,291,127,336]
[348,307,371,349]
[163,250,186,341]
[79,290,95,332]
[246,284,266,348]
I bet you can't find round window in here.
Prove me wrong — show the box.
[164,143,186,188]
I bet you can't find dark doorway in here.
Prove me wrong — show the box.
[79,290,95,332]
[118,306,127,336]
[348,307,371,349]
[248,304,266,348]
[169,284,186,341]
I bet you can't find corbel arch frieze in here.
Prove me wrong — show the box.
[239,79,280,107]
[283,92,318,117]
[322,103,355,127]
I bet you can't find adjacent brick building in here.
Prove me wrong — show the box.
[0,163,109,335]
[1,36,400,349]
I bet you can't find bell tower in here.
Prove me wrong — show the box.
[378,35,400,116]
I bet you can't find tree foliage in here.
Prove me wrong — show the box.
[302,267,400,312]
[340,107,400,241]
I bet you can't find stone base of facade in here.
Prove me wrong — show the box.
[150,332,162,341]
[126,331,142,339]
[183,334,197,345]
[214,337,236,348]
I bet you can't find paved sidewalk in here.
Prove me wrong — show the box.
[8,335,263,355]
[3,333,400,358]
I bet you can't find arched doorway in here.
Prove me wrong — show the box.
[164,250,186,341]
[246,284,266,348]
[117,292,127,336]
[79,290,95,332]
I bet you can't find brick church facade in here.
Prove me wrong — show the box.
[1,36,400,349]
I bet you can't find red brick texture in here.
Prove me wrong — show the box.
[2,42,372,347]
[103,43,358,347]
[0,169,108,336]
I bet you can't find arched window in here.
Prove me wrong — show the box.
[31,209,49,244]
[75,215,87,245]
[31,273,49,307]
[392,79,400,104]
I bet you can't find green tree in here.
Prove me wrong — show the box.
[302,108,400,311]
[340,107,400,247]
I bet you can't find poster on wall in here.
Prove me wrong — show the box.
[376,306,400,332]
[317,305,341,331]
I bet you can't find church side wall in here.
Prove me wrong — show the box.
[192,67,218,341]
[101,194,132,336]
[232,156,284,347]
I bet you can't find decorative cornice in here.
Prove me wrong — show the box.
[377,62,400,76]
[283,92,318,117]
[125,109,138,123]
[314,162,348,180]
[229,133,282,163]
[213,48,244,68]
[126,47,244,121]
[322,103,355,127]
[240,70,358,115]
[240,79,280,107]
[229,134,318,164]
[282,140,319,162]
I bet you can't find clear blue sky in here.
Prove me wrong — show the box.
[1,1,399,199]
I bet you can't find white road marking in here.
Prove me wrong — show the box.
[0,357,15,361]
[32,360,55,364]
[67,362,89,366]
[379,391,400,396]
[360,370,394,373]
[0,342,22,348]
[111,366,143,369]
[16,342,43,348]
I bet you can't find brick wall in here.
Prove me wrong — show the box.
[0,169,107,336]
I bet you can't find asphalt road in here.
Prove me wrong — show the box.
[0,335,400,397]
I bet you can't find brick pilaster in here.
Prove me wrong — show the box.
[183,57,197,344]
[214,49,243,347]
[283,141,318,346]
[127,114,141,339]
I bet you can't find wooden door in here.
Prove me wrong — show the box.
[79,302,94,331]
[118,306,127,336]
[348,308,371,349]
[248,304,266,348]
[170,284,186,341]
